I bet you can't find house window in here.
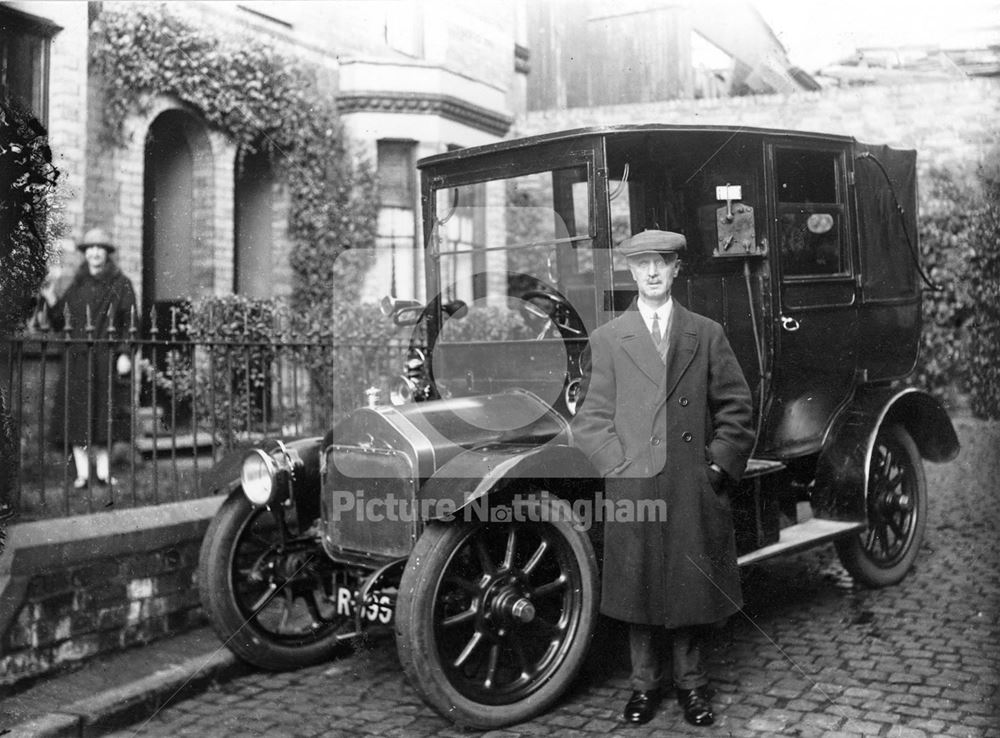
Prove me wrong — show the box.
[0,7,58,123]
[377,140,417,296]
[378,140,415,209]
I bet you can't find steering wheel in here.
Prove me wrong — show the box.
[518,289,583,339]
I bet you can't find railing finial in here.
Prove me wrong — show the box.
[106,302,118,339]
[129,304,138,339]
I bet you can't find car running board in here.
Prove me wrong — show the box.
[743,457,786,478]
[737,518,866,567]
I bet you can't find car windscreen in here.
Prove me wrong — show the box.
[431,165,597,342]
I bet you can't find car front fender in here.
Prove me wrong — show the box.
[418,443,600,521]
[203,436,325,524]
[812,387,960,520]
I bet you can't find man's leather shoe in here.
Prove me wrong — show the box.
[622,688,661,724]
[676,686,714,726]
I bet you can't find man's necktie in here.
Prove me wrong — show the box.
[651,313,665,357]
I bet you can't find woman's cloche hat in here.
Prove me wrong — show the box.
[78,227,116,254]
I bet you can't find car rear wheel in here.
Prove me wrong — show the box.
[835,424,927,587]
[395,492,599,729]
[198,491,352,669]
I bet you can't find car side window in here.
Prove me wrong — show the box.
[775,149,847,278]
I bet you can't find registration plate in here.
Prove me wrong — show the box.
[332,587,394,625]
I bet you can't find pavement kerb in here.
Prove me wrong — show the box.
[4,646,248,737]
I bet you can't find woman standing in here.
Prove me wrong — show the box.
[45,227,136,488]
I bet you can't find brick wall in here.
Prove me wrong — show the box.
[518,79,1000,178]
[0,498,221,685]
[28,1,89,238]
[1,540,203,682]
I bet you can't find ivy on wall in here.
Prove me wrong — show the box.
[89,2,379,312]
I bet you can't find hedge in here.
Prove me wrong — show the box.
[916,157,1000,419]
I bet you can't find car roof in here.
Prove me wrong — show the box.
[417,123,858,169]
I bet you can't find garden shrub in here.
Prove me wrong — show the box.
[141,296,281,445]
[1,97,61,514]
[915,168,978,400]
[1,97,61,332]
[915,157,1000,420]
[965,174,1000,419]
[145,296,415,442]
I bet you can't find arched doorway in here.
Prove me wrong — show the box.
[141,109,213,426]
[142,110,197,333]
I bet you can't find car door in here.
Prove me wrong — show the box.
[764,143,859,457]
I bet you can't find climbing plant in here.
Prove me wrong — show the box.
[1,96,61,517]
[89,2,379,311]
[0,97,59,330]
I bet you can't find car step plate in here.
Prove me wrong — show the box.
[737,518,865,567]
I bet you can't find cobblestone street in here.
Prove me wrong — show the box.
[114,418,999,737]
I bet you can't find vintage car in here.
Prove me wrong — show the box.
[198,125,960,729]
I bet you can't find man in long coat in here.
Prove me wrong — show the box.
[572,229,754,727]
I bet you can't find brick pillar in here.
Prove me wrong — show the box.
[46,1,90,240]
[207,131,235,298]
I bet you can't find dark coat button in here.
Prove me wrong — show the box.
[682,432,693,442]
[651,436,661,446]
[679,396,689,406]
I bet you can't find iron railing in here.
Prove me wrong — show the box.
[1,328,409,520]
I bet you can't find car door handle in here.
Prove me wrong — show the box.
[781,315,800,332]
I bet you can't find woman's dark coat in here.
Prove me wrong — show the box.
[49,262,136,447]
[571,300,754,628]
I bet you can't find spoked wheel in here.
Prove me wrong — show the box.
[198,491,352,669]
[835,423,927,587]
[395,493,599,729]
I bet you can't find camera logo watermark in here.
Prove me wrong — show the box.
[329,489,665,532]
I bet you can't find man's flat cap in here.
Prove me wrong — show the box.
[617,229,686,258]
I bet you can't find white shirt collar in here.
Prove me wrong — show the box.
[636,297,673,336]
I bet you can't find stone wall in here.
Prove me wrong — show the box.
[518,79,1000,179]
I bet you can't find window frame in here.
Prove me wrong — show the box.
[773,145,852,282]
[0,6,59,125]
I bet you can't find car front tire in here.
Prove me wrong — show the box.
[395,492,599,729]
[198,491,350,669]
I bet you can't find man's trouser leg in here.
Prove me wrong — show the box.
[670,626,708,690]
[628,623,663,691]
